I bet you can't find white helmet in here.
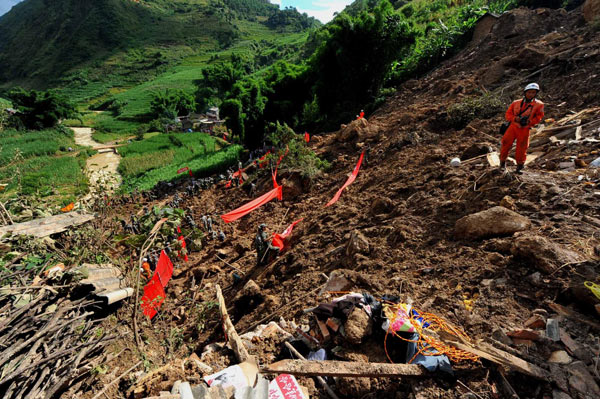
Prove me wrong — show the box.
[524,83,540,92]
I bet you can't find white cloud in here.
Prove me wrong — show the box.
[270,0,282,6]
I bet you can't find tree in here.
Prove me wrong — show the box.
[8,88,76,130]
[150,89,196,119]
[309,0,415,126]
[220,99,244,141]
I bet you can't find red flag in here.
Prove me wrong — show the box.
[177,167,189,174]
[326,151,364,207]
[221,185,283,223]
[272,219,303,250]
[141,274,165,319]
[304,132,310,143]
[155,250,173,285]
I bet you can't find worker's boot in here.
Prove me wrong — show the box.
[516,164,524,175]
[498,160,506,171]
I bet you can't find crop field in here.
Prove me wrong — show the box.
[0,128,88,204]
[118,132,241,192]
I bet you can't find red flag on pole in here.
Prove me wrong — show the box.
[141,274,165,319]
[304,132,310,143]
[325,151,365,207]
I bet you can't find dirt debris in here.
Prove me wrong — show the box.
[30,5,600,399]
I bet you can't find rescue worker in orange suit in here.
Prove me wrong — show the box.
[499,83,544,174]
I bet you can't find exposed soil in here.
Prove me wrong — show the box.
[74,6,600,399]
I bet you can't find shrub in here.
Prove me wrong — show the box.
[267,121,329,179]
[447,93,504,129]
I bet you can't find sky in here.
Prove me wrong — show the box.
[0,0,354,22]
[271,0,354,23]
[0,0,22,17]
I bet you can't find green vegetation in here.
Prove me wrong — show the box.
[0,128,88,203]
[117,132,241,192]
[7,89,76,130]
[447,93,504,129]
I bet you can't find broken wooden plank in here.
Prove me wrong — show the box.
[215,284,252,363]
[0,212,95,238]
[261,360,426,378]
[443,340,550,380]
[547,302,600,332]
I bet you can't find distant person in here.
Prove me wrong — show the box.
[499,83,544,174]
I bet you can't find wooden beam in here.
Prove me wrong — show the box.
[442,339,550,380]
[216,284,252,363]
[261,360,426,378]
[0,212,95,238]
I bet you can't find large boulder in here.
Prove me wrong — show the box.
[584,0,600,22]
[455,206,531,239]
[511,234,585,274]
[336,118,377,142]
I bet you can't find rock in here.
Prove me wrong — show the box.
[171,380,182,394]
[505,45,547,69]
[191,384,209,399]
[524,314,546,329]
[511,234,585,274]
[281,173,307,199]
[528,272,543,287]
[344,307,372,345]
[240,280,261,298]
[454,206,531,239]
[345,230,370,259]
[584,0,600,22]
[371,197,393,215]
[568,361,600,398]
[336,118,377,142]
[499,195,516,211]
[461,143,492,160]
[492,328,512,346]
[552,390,572,399]
[549,350,572,364]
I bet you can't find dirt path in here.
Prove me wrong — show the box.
[71,127,122,199]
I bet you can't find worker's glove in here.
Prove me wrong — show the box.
[519,116,529,127]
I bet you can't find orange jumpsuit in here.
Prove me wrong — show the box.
[500,98,544,165]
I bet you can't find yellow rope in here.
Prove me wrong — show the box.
[383,303,480,364]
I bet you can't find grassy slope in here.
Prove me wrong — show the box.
[118,132,242,192]
[0,129,89,206]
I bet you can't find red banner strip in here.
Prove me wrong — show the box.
[325,151,365,207]
[221,184,283,223]
[272,219,303,250]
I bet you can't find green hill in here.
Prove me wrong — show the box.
[0,0,319,89]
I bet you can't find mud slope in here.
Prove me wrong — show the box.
[86,6,600,399]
